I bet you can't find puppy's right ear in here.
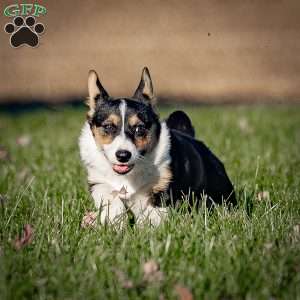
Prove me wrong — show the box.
[87,70,109,114]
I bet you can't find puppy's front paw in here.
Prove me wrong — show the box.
[136,207,168,227]
[99,201,128,227]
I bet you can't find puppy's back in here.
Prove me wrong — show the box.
[168,129,236,207]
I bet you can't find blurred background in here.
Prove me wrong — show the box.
[1,0,300,105]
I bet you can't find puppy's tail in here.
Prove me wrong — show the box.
[166,110,195,138]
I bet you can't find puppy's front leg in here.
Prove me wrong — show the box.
[138,206,168,227]
[130,195,168,227]
[90,183,127,226]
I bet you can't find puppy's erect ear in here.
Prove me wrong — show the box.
[87,70,109,113]
[133,67,155,104]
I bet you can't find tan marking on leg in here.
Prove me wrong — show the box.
[152,166,172,194]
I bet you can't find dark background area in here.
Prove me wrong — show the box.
[1,0,300,104]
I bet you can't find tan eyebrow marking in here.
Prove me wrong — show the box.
[128,114,142,127]
[91,125,114,145]
[91,113,121,146]
[104,114,121,126]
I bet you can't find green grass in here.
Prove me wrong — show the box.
[0,104,300,300]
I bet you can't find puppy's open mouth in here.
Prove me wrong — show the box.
[112,164,134,175]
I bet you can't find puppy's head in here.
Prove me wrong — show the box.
[86,67,161,175]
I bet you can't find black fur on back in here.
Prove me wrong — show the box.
[153,128,236,208]
[166,110,195,137]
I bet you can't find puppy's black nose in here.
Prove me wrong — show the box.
[116,150,132,163]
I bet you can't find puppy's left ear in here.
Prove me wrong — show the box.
[133,67,155,104]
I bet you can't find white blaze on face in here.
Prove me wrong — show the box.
[120,100,126,136]
[102,100,138,164]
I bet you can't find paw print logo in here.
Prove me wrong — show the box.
[4,16,45,48]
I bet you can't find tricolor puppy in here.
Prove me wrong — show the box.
[79,67,236,226]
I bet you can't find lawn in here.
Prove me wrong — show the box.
[0,104,300,300]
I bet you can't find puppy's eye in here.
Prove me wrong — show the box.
[102,124,116,134]
[135,125,147,137]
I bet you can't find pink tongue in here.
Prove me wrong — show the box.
[113,164,130,173]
